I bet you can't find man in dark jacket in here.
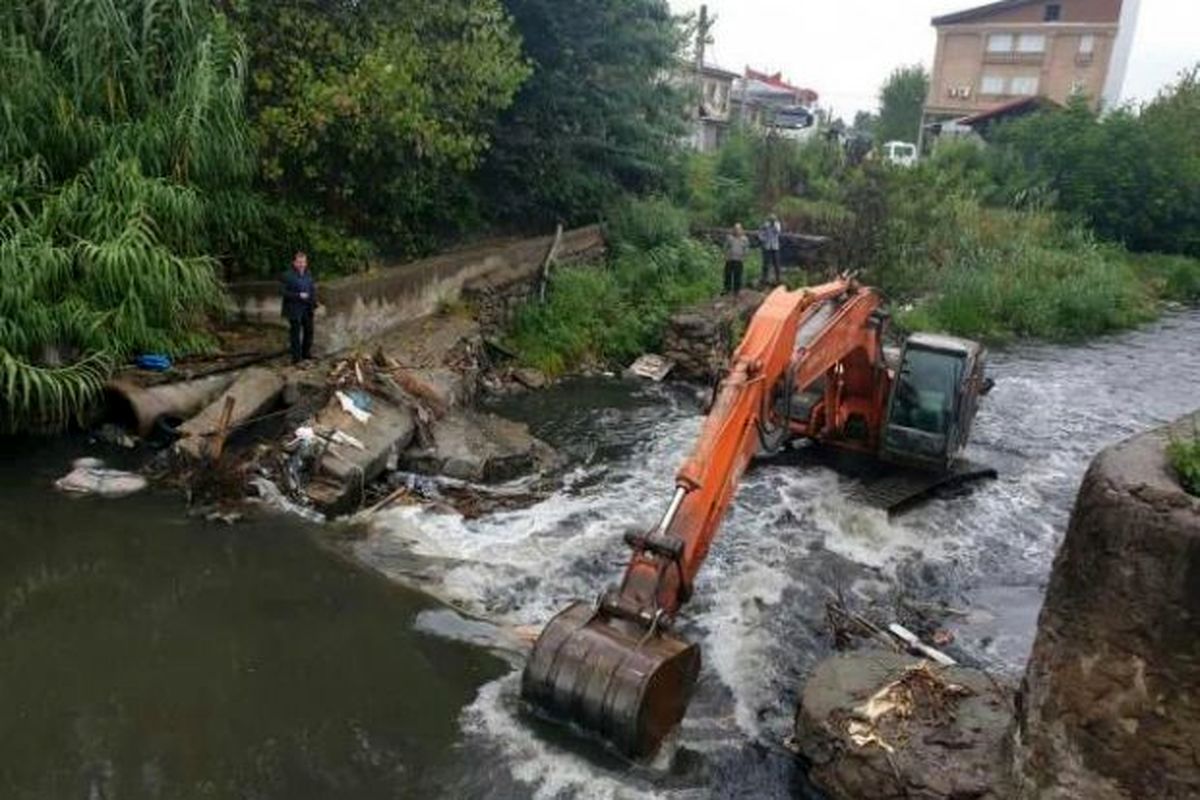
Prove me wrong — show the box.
[281,251,317,364]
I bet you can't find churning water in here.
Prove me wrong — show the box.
[356,311,1200,800]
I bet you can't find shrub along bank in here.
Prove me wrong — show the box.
[503,199,721,375]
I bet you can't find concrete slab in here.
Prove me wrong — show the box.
[401,410,555,483]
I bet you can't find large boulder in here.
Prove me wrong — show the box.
[1013,411,1200,800]
[794,650,1013,800]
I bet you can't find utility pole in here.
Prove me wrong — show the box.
[695,4,710,74]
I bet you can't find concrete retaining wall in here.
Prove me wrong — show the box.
[228,226,604,354]
[1013,411,1200,800]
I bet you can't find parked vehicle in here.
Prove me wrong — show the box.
[882,140,918,167]
[770,105,817,142]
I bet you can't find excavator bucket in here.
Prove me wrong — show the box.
[521,601,701,758]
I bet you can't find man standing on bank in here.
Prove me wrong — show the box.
[759,213,782,287]
[723,223,750,295]
[282,251,317,364]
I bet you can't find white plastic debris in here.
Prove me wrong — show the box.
[286,426,317,449]
[335,390,372,423]
[55,458,148,498]
[329,430,366,451]
[626,354,675,382]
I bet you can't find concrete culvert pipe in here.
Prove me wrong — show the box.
[104,373,239,437]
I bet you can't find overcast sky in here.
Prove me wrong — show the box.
[667,0,1198,119]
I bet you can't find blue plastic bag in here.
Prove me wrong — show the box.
[135,354,173,372]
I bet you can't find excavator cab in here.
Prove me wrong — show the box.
[881,333,988,471]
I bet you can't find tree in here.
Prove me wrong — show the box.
[992,68,1200,257]
[0,0,254,431]
[852,110,878,137]
[477,0,689,228]
[236,0,530,256]
[876,65,929,145]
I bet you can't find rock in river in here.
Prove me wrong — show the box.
[793,650,1013,800]
[401,410,556,483]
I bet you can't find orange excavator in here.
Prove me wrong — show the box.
[521,275,993,757]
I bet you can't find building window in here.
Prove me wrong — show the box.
[1079,34,1095,54]
[1011,75,1040,95]
[987,33,1014,53]
[1045,4,1061,21]
[981,75,1006,95]
[1017,34,1046,53]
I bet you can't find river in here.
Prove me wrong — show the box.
[3,312,1198,799]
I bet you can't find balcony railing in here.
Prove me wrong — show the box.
[983,51,1045,65]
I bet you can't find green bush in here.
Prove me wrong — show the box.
[504,237,720,375]
[237,203,374,279]
[605,197,690,253]
[1167,431,1200,496]
[989,70,1200,259]
[893,205,1154,342]
[0,0,251,431]
[1126,252,1200,304]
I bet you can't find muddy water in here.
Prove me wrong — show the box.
[357,311,1200,800]
[0,438,505,799]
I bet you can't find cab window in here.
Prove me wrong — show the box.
[891,348,965,434]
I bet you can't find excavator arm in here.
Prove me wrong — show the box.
[522,277,888,757]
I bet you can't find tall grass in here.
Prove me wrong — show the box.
[890,203,1155,342]
[1167,431,1200,496]
[0,0,254,431]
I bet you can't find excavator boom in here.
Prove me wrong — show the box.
[523,277,893,756]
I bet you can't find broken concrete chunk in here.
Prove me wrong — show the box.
[305,395,416,513]
[401,410,555,483]
[175,368,285,461]
[513,367,549,390]
[662,291,766,382]
[625,354,674,382]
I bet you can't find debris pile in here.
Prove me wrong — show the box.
[97,312,559,523]
[792,650,1013,800]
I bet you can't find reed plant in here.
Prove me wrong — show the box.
[0,0,255,431]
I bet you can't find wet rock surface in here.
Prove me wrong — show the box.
[661,290,765,382]
[794,650,1013,800]
[1013,410,1200,800]
[401,410,556,483]
[304,397,416,514]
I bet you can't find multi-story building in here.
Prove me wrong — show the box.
[687,62,741,153]
[923,0,1140,130]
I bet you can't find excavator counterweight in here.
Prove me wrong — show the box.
[522,277,991,757]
